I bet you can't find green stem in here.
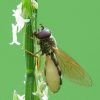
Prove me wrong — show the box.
[25,10,38,100]
[25,20,36,100]
[23,0,39,99]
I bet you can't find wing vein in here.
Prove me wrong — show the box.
[54,48,92,87]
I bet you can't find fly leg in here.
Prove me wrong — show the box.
[38,54,47,71]
[26,33,40,45]
[37,54,46,71]
[22,47,42,71]
[23,46,45,73]
[37,54,42,71]
[26,34,35,40]
[22,46,41,57]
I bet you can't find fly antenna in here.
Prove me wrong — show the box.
[40,24,44,30]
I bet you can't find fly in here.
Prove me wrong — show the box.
[24,24,92,93]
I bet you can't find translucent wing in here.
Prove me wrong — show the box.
[54,48,92,87]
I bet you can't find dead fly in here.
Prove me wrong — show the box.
[24,24,92,93]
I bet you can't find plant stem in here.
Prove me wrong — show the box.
[25,19,35,100]
[23,0,39,99]
[25,10,38,100]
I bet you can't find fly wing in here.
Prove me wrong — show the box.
[54,48,92,87]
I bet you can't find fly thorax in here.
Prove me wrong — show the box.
[40,39,51,54]
[40,35,57,55]
[49,35,57,48]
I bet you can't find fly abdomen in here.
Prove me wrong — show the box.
[45,55,62,93]
[51,52,62,77]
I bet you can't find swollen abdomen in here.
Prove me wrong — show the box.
[45,56,62,93]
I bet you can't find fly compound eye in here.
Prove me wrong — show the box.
[35,24,51,39]
[37,28,51,39]
[33,24,51,39]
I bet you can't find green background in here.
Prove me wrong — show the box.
[0,0,100,100]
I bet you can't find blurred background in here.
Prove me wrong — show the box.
[0,0,100,100]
